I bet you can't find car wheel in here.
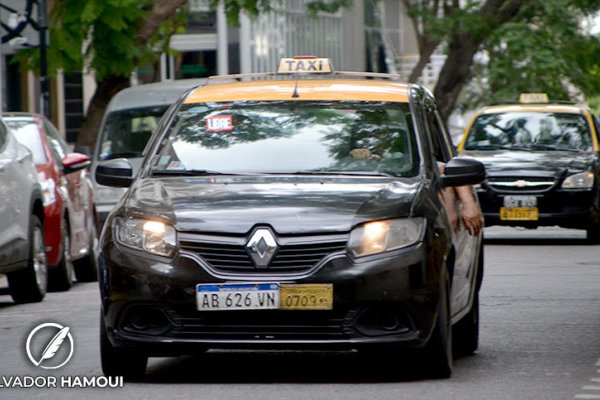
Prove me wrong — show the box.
[421,268,452,379]
[453,292,479,357]
[74,228,98,282]
[586,222,600,244]
[48,221,74,291]
[7,215,48,303]
[453,242,483,357]
[100,315,147,380]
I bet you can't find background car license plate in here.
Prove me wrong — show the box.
[503,195,537,208]
[197,283,280,311]
[500,207,539,221]
[279,284,333,310]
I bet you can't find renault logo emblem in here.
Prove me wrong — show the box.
[246,228,278,268]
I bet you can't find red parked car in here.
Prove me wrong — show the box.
[3,113,98,290]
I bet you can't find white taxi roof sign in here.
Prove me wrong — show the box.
[277,57,333,74]
[519,93,549,103]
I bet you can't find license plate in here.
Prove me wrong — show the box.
[280,284,333,310]
[196,283,333,311]
[503,195,537,208]
[500,207,539,221]
[196,283,280,311]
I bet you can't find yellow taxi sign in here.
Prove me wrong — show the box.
[277,57,333,74]
[519,93,549,103]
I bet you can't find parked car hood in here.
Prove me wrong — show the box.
[122,176,422,234]
[461,150,595,177]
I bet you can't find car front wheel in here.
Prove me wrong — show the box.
[74,227,98,282]
[421,268,452,378]
[48,220,74,291]
[8,215,47,303]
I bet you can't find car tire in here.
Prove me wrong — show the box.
[421,268,452,379]
[586,222,600,244]
[7,215,48,303]
[48,221,74,291]
[100,315,147,380]
[74,228,98,282]
[453,242,483,357]
[453,292,479,357]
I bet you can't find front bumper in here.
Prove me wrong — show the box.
[99,238,442,355]
[478,188,598,229]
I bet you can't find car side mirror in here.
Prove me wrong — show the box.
[440,157,486,187]
[62,152,91,174]
[95,158,134,188]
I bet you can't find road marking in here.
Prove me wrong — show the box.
[575,359,600,399]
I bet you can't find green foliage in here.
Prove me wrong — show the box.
[589,96,600,116]
[463,0,600,108]
[14,0,159,80]
[461,0,600,110]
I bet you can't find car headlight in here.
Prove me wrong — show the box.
[348,218,425,257]
[562,171,594,189]
[114,217,177,257]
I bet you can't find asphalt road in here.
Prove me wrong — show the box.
[0,226,599,400]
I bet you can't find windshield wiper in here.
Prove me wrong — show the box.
[279,170,396,177]
[529,144,582,152]
[151,169,240,176]
[101,152,142,160]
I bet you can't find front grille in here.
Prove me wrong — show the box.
[179,234,347,275]
[167,309,354,340]
[486,176,556,193]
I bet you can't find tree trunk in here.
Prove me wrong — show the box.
[433,0,526,122]
[75,0,187,151]
[433,35,482,121]
[76,75,129,151]
[408,38,439,83]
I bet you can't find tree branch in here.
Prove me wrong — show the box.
[135,0,187,46]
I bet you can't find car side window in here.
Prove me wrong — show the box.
[425,107,453,163]
[434,110,456,159]
[43,119,69,162]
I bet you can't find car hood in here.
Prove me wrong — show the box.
[122,176,422,234]
[461,150,595,177]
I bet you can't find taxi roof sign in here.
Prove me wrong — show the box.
[519,93,549,103]
[277,57,333,74]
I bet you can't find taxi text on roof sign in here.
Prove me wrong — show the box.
[277,57,333,74]
[519,93,549,103]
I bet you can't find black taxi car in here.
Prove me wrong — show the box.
[96,57,485,379]
[459,93,600,241]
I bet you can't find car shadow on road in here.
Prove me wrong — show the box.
[143,350,452,383]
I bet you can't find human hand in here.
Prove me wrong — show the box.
[461,201,483,236]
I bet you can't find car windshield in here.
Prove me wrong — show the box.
[464,112,593,152]
[4,119,47,164]
[98,106,167,161]
[151,101,419,177]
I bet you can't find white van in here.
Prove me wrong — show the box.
[91,79,206,226]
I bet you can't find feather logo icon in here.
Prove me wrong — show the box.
[26,323,74,369]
